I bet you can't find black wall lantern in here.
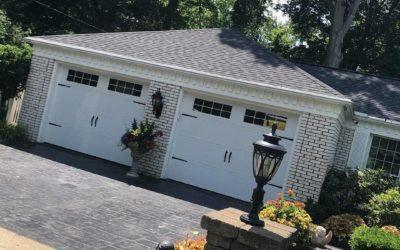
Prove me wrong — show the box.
[240,123,287,227]
[152,89,164,118]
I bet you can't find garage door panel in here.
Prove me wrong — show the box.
[44,66,146,166]
[172,132,227,167]
[166,93,298,202]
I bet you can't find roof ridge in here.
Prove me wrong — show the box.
[295,61,400,82]
[38,28,227,38]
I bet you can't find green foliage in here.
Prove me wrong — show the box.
[0,10,29,45]
[0,120,27,144]
[258,19,298,56]
[366,188,400,227]
[0,44,32,101]
[349,226,400,250]
[281,0,400,77]
[323,213,366,241]
[306,168,360,223]
[358,169,399,203]
[259,190,312,244]
[306,168,399,223]
[231,0,268,38]
[121,119,163,155]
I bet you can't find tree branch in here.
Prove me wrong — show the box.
[341,0,361,34]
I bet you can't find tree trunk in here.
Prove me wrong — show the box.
[325,0,362,68]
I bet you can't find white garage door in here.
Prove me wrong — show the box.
[43,65,147,166]
[165,93,298,201]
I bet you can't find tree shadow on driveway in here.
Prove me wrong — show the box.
[10,142,250,212]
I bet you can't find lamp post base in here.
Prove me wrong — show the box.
[240,214,265,227]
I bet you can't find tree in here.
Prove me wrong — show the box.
[325,0,362,67]
[232,0,269,38]
[0,11,32,119]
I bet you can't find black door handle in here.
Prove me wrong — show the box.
[228,152,232,163]
[90,116,94,126]
[94,116,99,127]
[224,150,228,162]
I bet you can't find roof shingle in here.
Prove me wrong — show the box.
[298,63,400,122]
[30,28,345,98]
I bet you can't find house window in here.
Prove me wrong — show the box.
[66,69,99,87]
[108,78,143,97]
[367,136,400,177]
[243,109,287,131]
[193,98,232,118]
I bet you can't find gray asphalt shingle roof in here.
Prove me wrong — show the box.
[298,63,400,122]
[30,28,345,98]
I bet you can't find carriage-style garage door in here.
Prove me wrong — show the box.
[42,65,147,166]
[165,93,299,201]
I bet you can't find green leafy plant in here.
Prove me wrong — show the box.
[323,213,366,241]
[0,120,26,144]
[120,119,163,156]
[306,167,399,223]
[366,188,400,227]
[259,190,313,244]
[349,226,400,250]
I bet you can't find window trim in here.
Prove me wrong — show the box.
[107,78,143,97]
[366,134,400,178]
[192,98,232,119]
[243,108,287,131]
[66,69,99,87]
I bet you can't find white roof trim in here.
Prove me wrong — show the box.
[355,111,400,126]
[26,37,352,106]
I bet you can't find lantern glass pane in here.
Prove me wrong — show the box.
[253,150,262,177]
[262,156,272,178]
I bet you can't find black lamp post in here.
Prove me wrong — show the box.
[240,123,287,227]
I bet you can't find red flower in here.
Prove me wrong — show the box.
[154,130,163,137]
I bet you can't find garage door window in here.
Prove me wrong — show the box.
[193,98,232,118]
[67,70,99,87]
[108,78,143,97]
[243,109,287,130]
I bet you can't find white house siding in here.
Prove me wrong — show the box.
[19,55,55,141]
[333,126,355,169]
[136,81,182,178]
[285,113,342,201]
[348,118,400,170]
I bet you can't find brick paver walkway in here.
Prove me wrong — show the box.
[0,143,247,249]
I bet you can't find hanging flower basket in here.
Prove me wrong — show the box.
[121,119,163,158]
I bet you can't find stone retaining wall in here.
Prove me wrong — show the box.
[201,208,297,250]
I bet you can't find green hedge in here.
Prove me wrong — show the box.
[349,227,400,250]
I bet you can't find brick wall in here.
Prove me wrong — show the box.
[333,126,355,169]
[136,81,182,178]
[19,55,55,141]
[285,113,341,201]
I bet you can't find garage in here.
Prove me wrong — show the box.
[164,92,298,201]
[42,65,148,166]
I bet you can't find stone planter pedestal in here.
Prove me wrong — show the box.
[201,208,297,250]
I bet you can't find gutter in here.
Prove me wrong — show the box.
[26,37,353,106]
[354,111,400,126]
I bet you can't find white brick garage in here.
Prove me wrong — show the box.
[20,29,356,202]
[164,92,299,201]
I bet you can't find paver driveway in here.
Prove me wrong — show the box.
[0,143,248,249]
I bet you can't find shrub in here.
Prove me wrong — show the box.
[366,188,400,227]
[349,226,400,250]
[323,213,365,241]
[0,120,26,144]
[306,167,399,223]
[306,168,360,222]
[259,190,312,244]
[357,169,399,203]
